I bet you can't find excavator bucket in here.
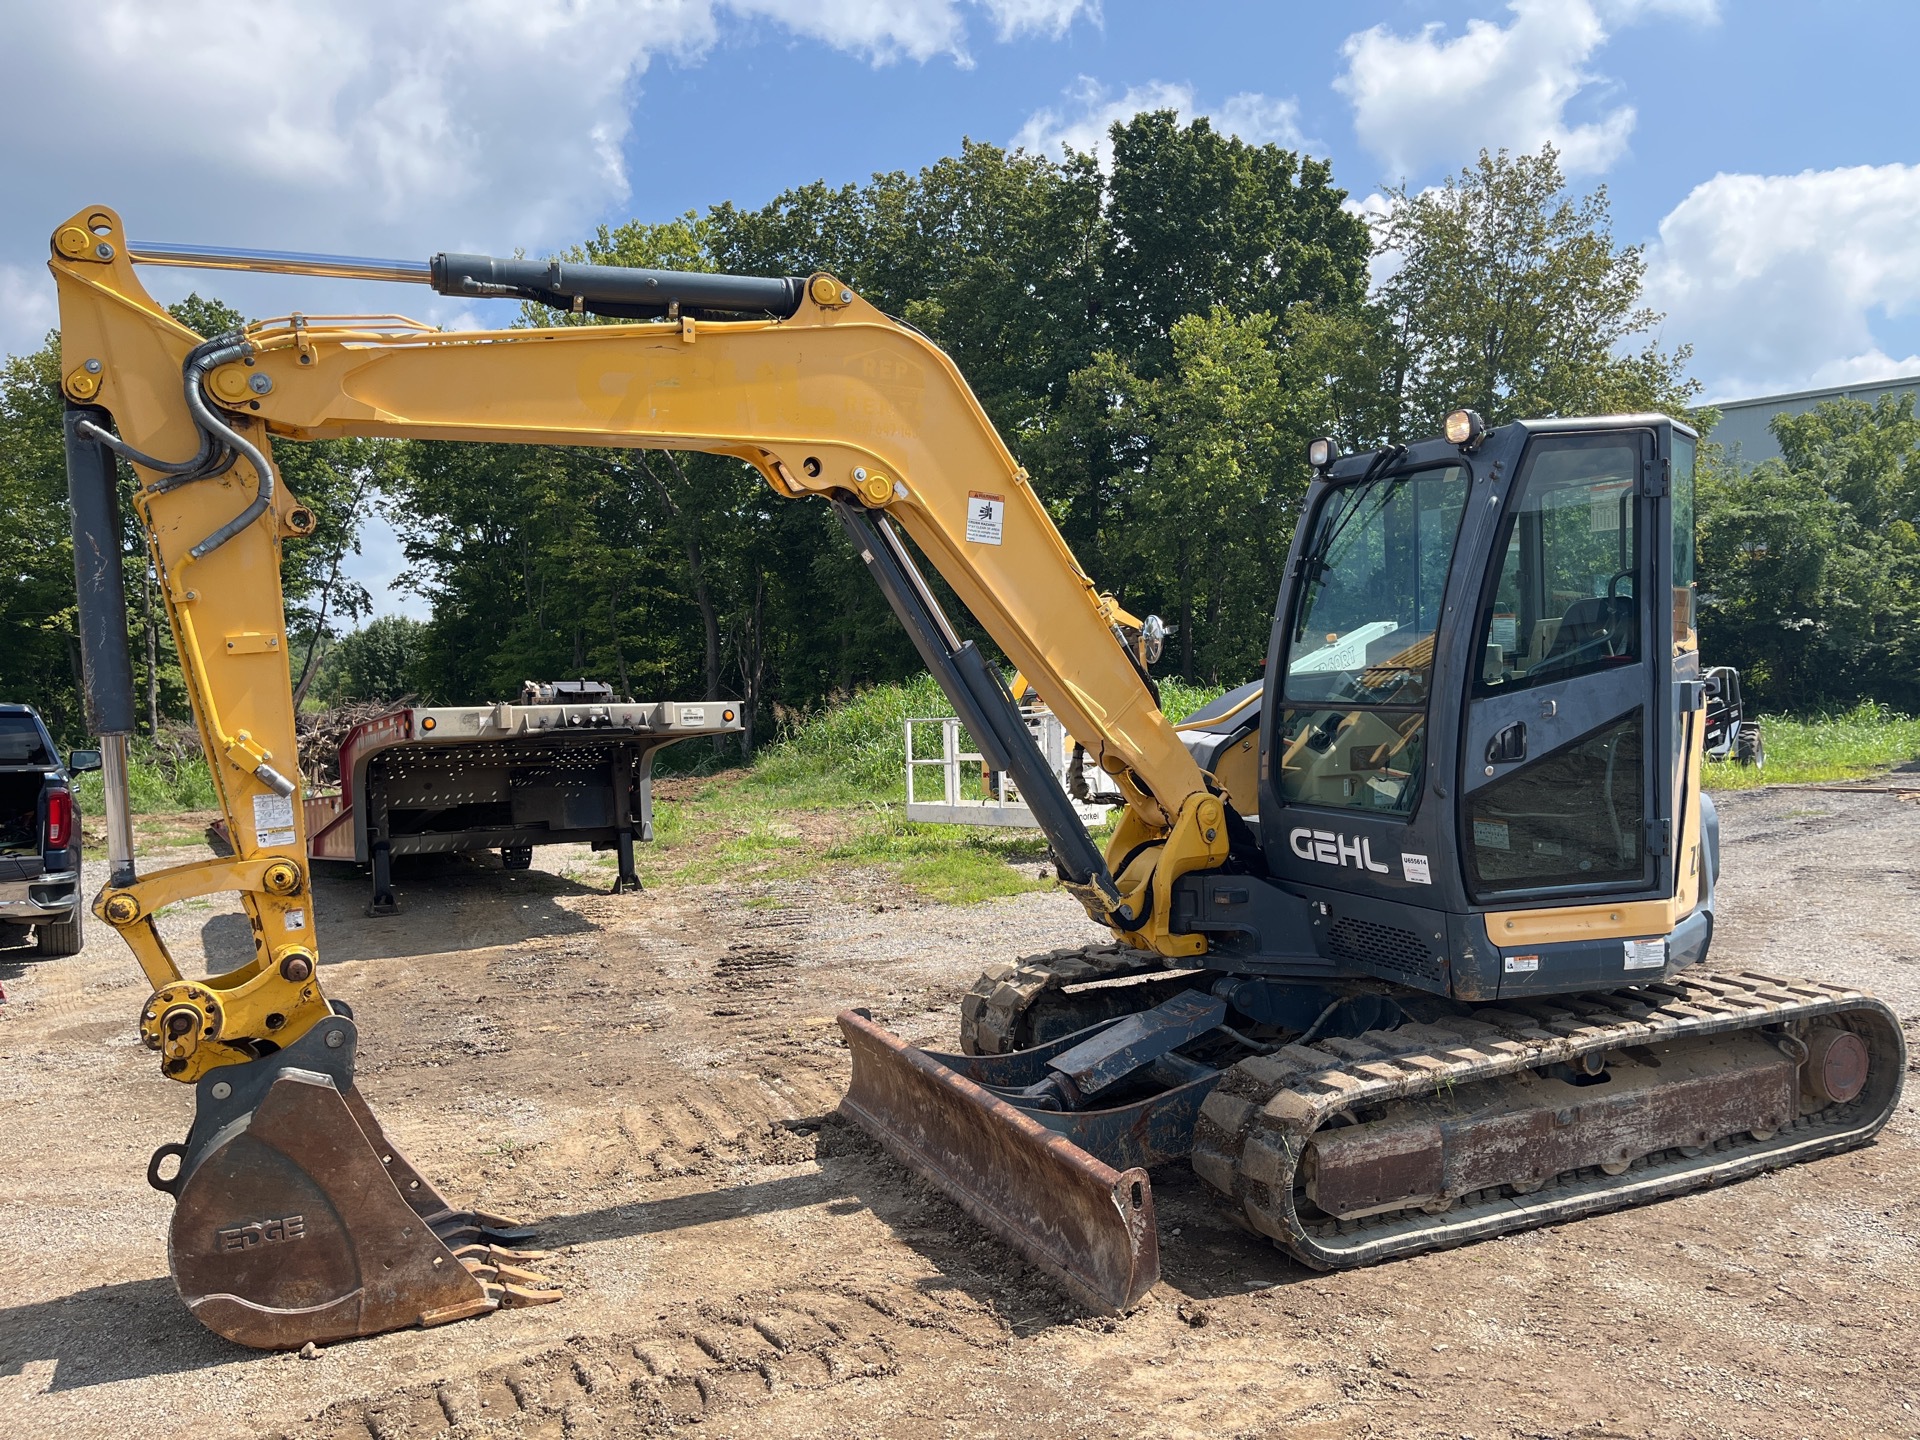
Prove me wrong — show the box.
[837,1009,1158,1313]
[156,1011,559,1349]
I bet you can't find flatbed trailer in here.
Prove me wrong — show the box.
[304,691,741,912]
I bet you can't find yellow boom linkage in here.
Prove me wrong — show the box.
[50,206,1222,1345]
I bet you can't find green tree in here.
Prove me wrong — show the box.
[1369,147,1698,438]
[321,615,429,702]
[1069,309,1293,681]
[0,339,82,735]
[1699,394,1920,711]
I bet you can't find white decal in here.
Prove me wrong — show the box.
[965,491,1005,545]
[679,706,707,725]
[1504,953,1539,974]
[1623,938,1668,971]
[285,908,306,930]
[1472,818,1511,851]
[253,792,296,847]
[1401,853,1432,885]
[1287,827,1390,874]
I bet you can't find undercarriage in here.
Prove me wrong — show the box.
[840,945,1904,1309]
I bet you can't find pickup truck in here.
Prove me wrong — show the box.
[0,703,100,955]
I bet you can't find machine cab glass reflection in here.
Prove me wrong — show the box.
[1277,464,1469,816]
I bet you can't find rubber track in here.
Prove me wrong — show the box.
[957,944,1172,1055]
[1190,970,1906,1269]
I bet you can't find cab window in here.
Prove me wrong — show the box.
[1474,436,1641,695]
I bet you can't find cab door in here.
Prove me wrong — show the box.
[1459,428,1673,906]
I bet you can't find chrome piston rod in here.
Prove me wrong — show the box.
[128,241,431,284]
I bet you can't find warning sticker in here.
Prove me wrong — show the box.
[253,792,296,847]
[1504,953,1539,974]
[1401,853,1432,884]
[1624,938,1668,971]
[1472,818,1511,851]
[285,908,306,931]
[680,706,707,725]
[965,491,1005,545]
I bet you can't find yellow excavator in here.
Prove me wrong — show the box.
[51,205,1902,1349]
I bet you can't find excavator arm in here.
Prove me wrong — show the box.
[54,206,1227,1074]
[50,205,1225,1342]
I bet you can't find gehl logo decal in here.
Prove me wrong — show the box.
[217,1214,307,1251]
[1289,827,1390,873]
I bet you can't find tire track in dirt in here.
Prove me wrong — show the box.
[282,1281,1009,1439]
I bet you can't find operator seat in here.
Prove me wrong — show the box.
[1538,596,1634,668]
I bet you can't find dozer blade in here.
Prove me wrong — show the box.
[837,1009,1157,1313]
[159,1012,558,1349]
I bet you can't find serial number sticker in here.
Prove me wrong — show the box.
[253,792,296,847]
[1472,819,1510,851]
[284,908,306,930]
[1504,953,1539,974]
[1401,853,1432,884]
[965,491,1005,545]
[1624,938,1668,970]
[679,706,707,725]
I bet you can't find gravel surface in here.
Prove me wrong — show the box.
[1,773,1915,1440]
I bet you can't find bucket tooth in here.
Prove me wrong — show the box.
[836,1009,1158,1314]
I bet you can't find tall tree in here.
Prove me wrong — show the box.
[1370,147,1698,437]
[1699,394,1920,711]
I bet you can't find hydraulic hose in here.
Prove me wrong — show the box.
[74,333,240,483]
[180,338,277,559]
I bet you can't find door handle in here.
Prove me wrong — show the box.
[1486,723,1527,766]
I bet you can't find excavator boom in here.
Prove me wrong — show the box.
[51,207,1224,1345]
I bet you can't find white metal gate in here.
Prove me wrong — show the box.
[903,710,1112,827]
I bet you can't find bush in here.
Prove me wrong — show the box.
[72,740,218,813]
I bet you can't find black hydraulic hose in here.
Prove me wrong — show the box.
[73,333,240,481]
[181,338,278,559]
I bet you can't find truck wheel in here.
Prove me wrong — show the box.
[1736,721,1765,769]
[35,909,84,956]
[501,844,533,871]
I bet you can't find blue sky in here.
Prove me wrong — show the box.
[5,0,1917,617]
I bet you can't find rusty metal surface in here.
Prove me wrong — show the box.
[1191,971,1906,1270]
[1306,1034,1797,1219]
[837,1010,1158,1313]
[171,1070,496,1348]
[922,1020,1219,1171]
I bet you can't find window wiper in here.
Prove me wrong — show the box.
[1293,445,1410,605]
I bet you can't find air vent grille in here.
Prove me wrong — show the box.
[1327,915,1443,984]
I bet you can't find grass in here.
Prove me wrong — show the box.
[99,679,1915,904]
[1703,703,1920,791]
[72,746,217,812]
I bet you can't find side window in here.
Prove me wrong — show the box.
[1671,433,1696,646]
[1467,712,1645,892]
[1473,437,1641,695]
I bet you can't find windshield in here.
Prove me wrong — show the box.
[0,714,52,766]
[1283,465,1470,706]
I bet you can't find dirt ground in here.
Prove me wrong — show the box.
[3,775,1918,1440]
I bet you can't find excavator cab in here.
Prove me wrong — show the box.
[1245,414,1711,999]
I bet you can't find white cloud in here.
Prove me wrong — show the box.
[1336,0,1636,179]
[977,0,1100,41]
[1012,77,1308,167]
[0,0,1094,361]
[1644,164,1920,398]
